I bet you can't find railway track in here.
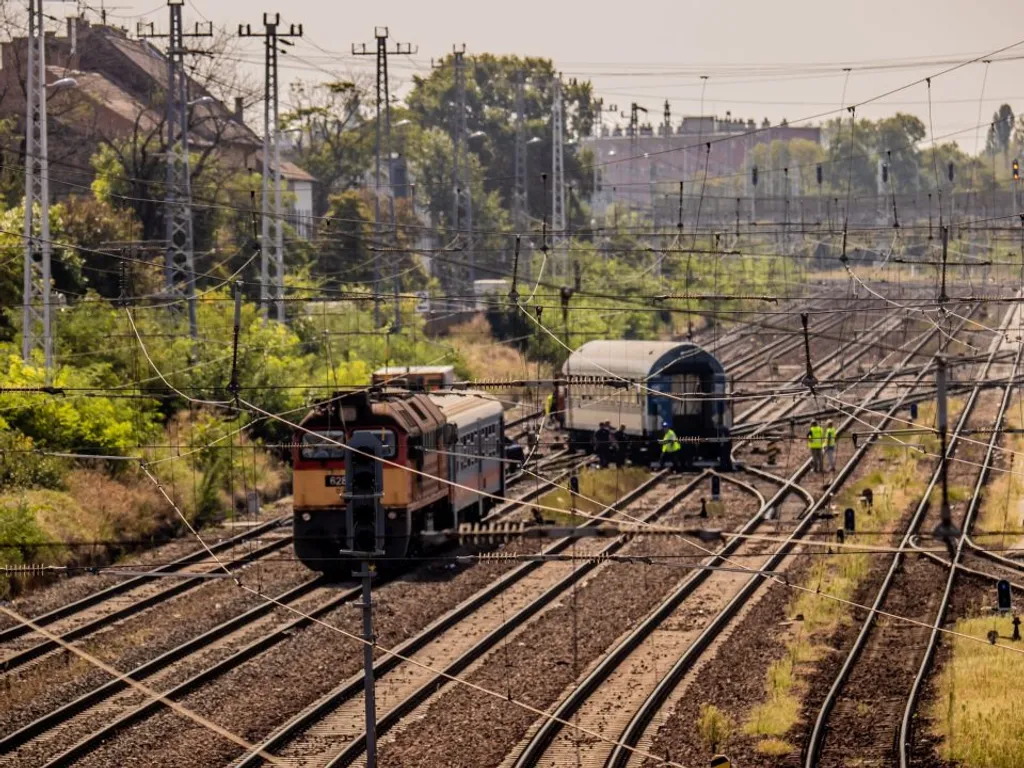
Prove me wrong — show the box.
[225,304,944,767]
[0,455,593,765]
[898,309,1024,765]
[802,301,1021,767]
[505,470,810,768]
[25,470,677,767]
[0,517,294,676]
[597,299,977,768]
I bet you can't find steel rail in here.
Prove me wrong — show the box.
[898,324,1024,766]
[607,304,977,768]
[0,512,291,645]
[509,472,773,768]
[802,302,1016,767]
[232,470,687,768]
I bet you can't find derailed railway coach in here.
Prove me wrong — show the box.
[560,340,733,470]
[292,388,508,573]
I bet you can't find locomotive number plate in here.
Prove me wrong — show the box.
[325,475,346,488]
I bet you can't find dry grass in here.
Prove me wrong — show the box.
[741,447,928,742]
[536,467,649,525]
[975,396,1024,550]
[929,614,1024,768]
[149,409,285,523]
[446,315,542,381]
[755,737,796,756]
[0,469,170,568]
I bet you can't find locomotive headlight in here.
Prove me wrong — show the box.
[301,512,312,522]
[387,511,398,520]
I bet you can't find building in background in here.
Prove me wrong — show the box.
[584,115,820,222]
[0,17,318,238]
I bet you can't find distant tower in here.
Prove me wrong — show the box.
[551,76,566,253]
[513,74,528,232]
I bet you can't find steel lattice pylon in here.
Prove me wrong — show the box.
[550,76,567,280]
[452,46,473,292]
[22,0,52,371]
[513,75,528,233]
[261,17,284,323]
[240,14,301,324]
[164,0,198,337]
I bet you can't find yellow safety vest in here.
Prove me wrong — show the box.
[824,427,837,448]
[662,429,681,453]
[807,425,824,450]
[545,393,554,415]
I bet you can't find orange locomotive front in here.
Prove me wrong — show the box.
[291,388,510,573]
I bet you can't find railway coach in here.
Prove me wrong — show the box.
[560,340,733,469]
[292,388,509,572]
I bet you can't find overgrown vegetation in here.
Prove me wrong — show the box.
[741,412,936,755]
[536,467,649,525]
[697,703,735,755]
[975,397,1024,550]
[930,614,1024,768]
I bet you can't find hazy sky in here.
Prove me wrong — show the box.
[81,0,1024,151]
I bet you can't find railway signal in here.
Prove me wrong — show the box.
[344,433,385,555]
[843,507,856,533]
[1014,159,1020,181]
[342,431,385,768]
[997,580,1012,613]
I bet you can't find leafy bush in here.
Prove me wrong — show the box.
[0,428,67,489]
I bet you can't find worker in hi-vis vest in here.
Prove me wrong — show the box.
[660,420,682,471]
[543,391,555,430]
[807,419,825,474]
[824,420,838,472]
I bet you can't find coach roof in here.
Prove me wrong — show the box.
[561,340,725,381]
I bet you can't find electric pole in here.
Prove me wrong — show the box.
[513,73,528,233]
[451,45,474,299]
[551,76,566,279]
[353,27,416,329]
[22,0,52,372]
[623,102,647,220]
[239,14,302,323]
[139,1,212,340]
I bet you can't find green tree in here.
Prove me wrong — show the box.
[822,117,878,196]
[875,113,925,191]
[987,103,1015,166]
[405,54,594,225]
[281,79,375,216]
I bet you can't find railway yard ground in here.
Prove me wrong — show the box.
[6,287,1024,768]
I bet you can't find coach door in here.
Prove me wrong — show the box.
[669,373,704,435]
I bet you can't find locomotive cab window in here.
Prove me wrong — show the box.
[300,431,346,460]
[351,429,397,458]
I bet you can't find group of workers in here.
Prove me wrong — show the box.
[591,421,629,467]
[591,420,689,471]
[807,418,838,474]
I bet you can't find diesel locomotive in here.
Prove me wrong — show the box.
[292,387,510,572]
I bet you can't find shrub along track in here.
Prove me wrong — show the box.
[801,302,1021,768]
